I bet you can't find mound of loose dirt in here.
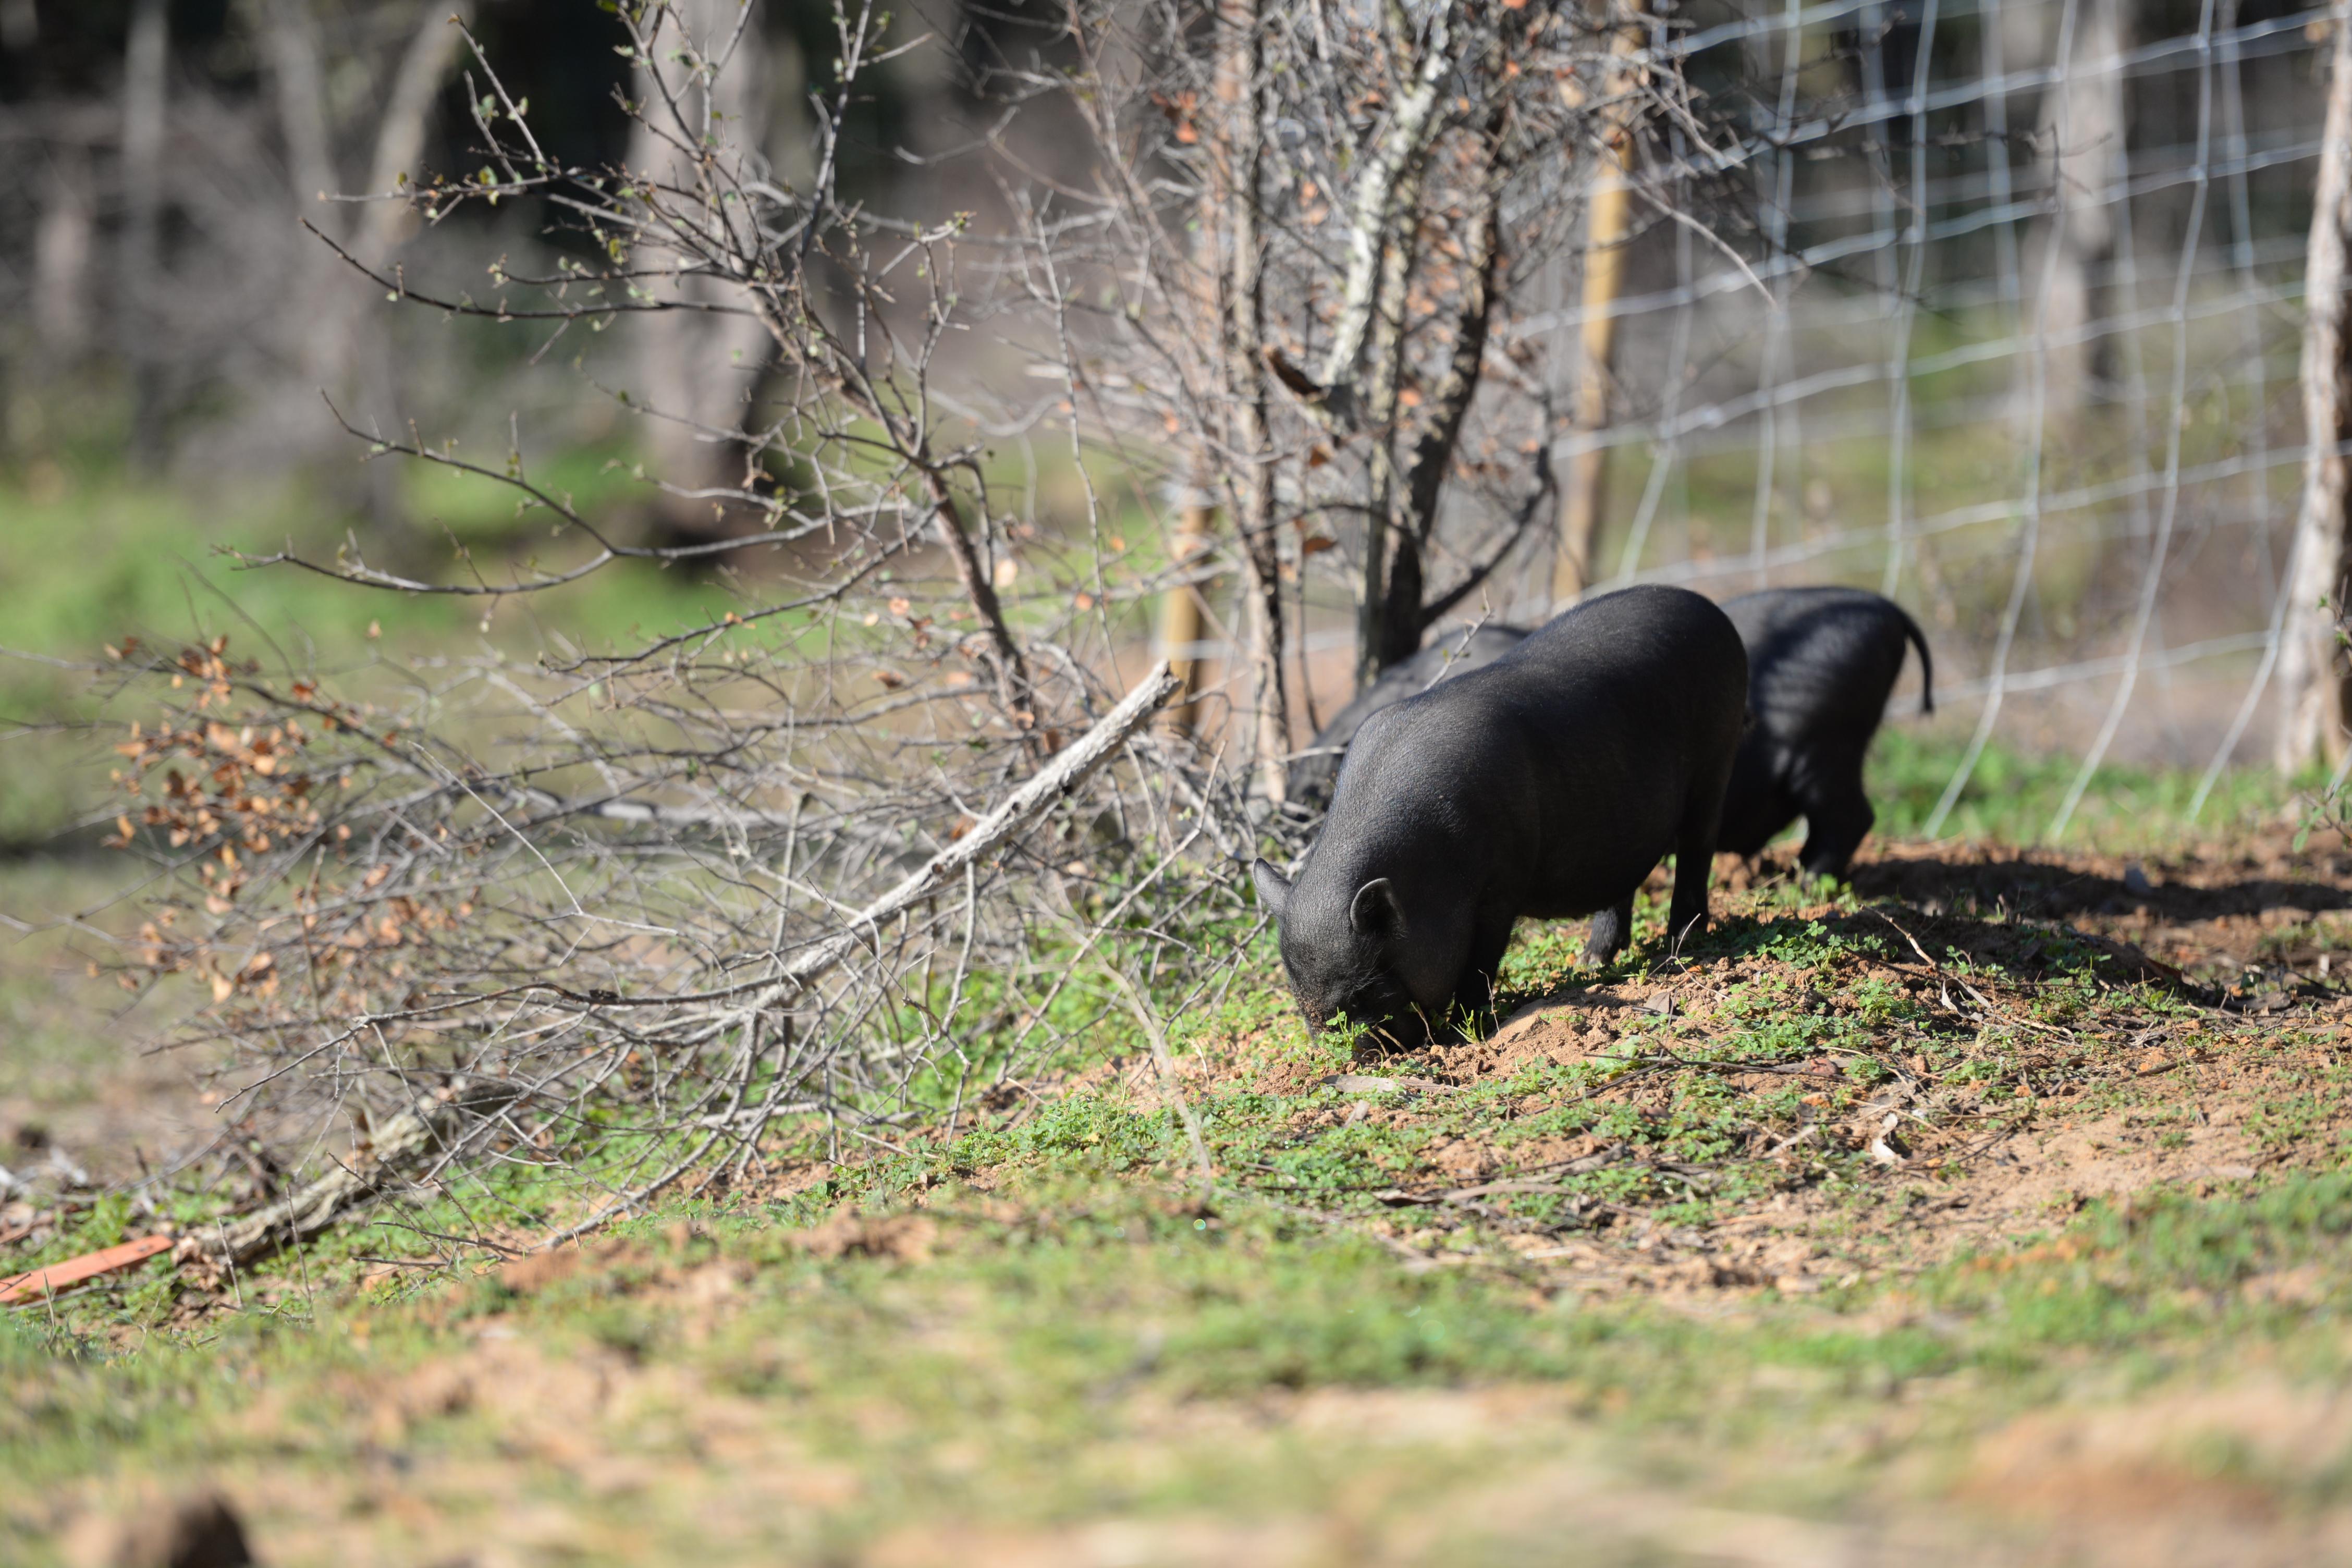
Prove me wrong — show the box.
[1163,835,2352,1303]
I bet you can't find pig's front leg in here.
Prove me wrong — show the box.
[1449,914,1517,1034]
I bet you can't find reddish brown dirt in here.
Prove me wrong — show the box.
[1114,835,2352,1303]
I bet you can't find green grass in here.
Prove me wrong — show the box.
[4,828,2350,1559]
[0,463,769,667]
[0,465,776,844]
[0,860,191,1187]
[1866,725,2297,852]
[9,1156,2352,1562]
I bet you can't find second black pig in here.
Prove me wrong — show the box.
[1252,585,1748,1047]
[1715,586,1933,878]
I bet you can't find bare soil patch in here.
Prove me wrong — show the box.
[1135,834,2352,1303]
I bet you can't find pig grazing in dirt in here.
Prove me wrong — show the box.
[1285,623,1529,805]
[1715,586,1933,879]
[1252,585,1748,1047]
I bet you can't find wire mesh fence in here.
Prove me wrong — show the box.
[1182,0,2336,841]
[1599,0,2327,843]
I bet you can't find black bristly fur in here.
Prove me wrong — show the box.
[1289,587,1936,887]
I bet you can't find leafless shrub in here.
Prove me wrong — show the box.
[97,611,1243,1241]
[77,0,1723,1247]
[80,1,1275,1244]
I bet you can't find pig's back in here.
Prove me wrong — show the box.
[1287,624,1530,801]
[1721,587,1912,745]
[1327,586,1747,916]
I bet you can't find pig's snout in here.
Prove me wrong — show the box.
[1282,965,1428,1051]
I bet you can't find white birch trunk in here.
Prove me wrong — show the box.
[2275,8,2352,775]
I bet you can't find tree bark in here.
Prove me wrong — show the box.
[1384,186,1502,667]
[257,0,347,398]
[362,0,474,255]
[251,0,464,514]
[626,0,779,538]
[1355,173,1419,680]
[2276,7,2352,776]
[2027,0,2128,423]
[1315,0,1453,418]
[121,0,169,466]
[347,1,474,524]
[34,144,93,361]
[259,0,336,218]
[1219,0,1287,798]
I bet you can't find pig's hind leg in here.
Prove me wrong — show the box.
[1791,741,1873,879]
[1663,849,1714,957]
[1583,896,1634,965]
[1664,806,1724,958]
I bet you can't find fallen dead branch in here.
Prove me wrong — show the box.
[185,1077,524,1266]
[733,663,1185,1015]
[140,665,1195,1266]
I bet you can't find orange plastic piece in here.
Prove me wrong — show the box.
[0,1234,174,1305]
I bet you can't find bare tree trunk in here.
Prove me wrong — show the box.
[256,0,342,397]
[2276,7,2352,777]
[121,0,169,466]
[1385,180,1502,661]
[1157,12,1231,746]
[627,0,778,539]
[34,145,94,362]
[250,0,455,519]
[1355,176,1419,680]
[344,1,475,524]
[1218,0,1287,800]
[362,1,474,257]
[1551,0,1644,604]
[2027,0,2127,423]
[260,0,335,214]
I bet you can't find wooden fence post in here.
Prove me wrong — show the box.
[1157,496,1216,736]
[1551,0,1646,605]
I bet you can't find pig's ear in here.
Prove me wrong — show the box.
[1250,859,1293,917]
[1349,877,1403,938]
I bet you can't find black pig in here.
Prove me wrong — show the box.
[1252,585,1747,1046]
[1285,623,1529,805]
[1715,586,1933,878]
